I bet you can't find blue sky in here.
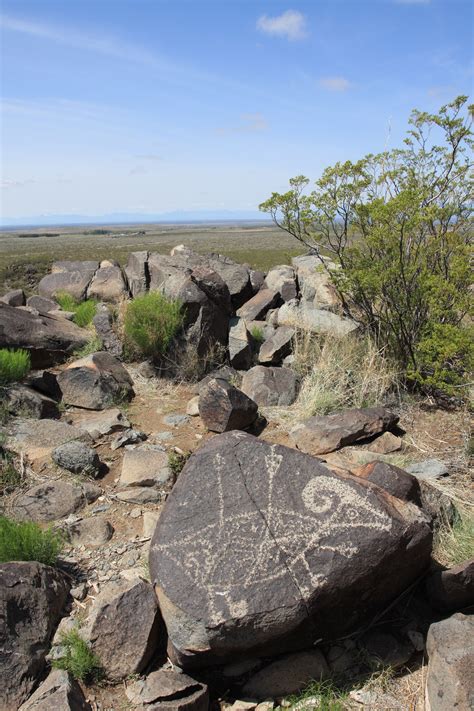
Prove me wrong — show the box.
[1,0,472,223]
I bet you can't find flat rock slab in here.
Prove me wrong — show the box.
[8,418,91,463]
[120,447,172,488]
[12,480,100,522]
[241,366,298,407]
[57,352,134,410]
[406,459,449,481]
[258,326,295,365]
[0,562,70,710]
[149,431,431,668]
[125,669,209,711]
[67,407,130,436]
[289,407,399,455]
[236,288,279,322]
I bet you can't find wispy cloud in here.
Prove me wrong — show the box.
[256,10,308,41]
[1,178,36,189]
[319,76,351,92]
[217,113,268,135]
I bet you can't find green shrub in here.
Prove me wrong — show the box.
[0,348,31,384]
[250,325,265,344]
[53,629,103,683]
[55,292,97,327]
[0,453,22,494]
[168,450,190,477]
[124,291,184,360]
[0,516,64,565]
[72,334,103,358]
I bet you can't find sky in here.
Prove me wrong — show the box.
[1,0,473,224]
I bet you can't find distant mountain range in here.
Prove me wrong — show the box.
[1,209,269,229]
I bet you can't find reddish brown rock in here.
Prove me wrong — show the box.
[198,378,258,432]
[353,461,421,505]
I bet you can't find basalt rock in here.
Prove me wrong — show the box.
[241,365,298,407]
[57,352,134,410]
[38,261,98,301]
[18,669,91,711]
[198,378,258,432]
[149,431,432,668]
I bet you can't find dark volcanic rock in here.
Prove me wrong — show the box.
[1,289,25,306]
[18,669,91,711]
[125,669,209,711]
[426,559,474,612]
[92,303,123,358]
[57,351,134,410]
[241,365,298,406]
[149,431,432,668]
[26,295,57,313]
[87,262,127,303]
[258,325,295,365]
[2,384,60,419]
[124,251,149,298]
[228,317,253,370]
[38,262,98,302]
[236,288,280,322]
[353,461,421,505]
[290,407,399,456]
[0,302,89,367]
[0,561,70,710]
[198,378,258,432]
[52,440,101,477]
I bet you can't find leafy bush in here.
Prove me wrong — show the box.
[260,96,473,397]
[0,516,64,565]
[124,291,184,360]
[0,348,31,385]
[53,629,103,683]
[293,333,396,417]
[55,292,97,327]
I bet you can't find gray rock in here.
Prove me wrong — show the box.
[84,576,161,680]
[149,431,432,667]
[406,459,449,481]
[66,517,114,547]
[125,251,149,297]
[3,384,60,420]
[125,669,209,711]
[12,480,98,522]
[87,263,127,303]
[277,300,358,337]
[92,303,123,358]
[229,317,253,370]
[111,428,147,450]
[1,289,25,306]
[199,378,258,432]
[236,288,280,322]
[0,562,70,709]
[242,650,329,699]
[426,558,474,612]
[8,418,91,463]
[143,510,161,538]
[291,254,340,309]
[163,414,190,427]
[241,366,298,406]
[52,440,101,477]
[116,487,164,504]
[250,269,265,293]
[289,407,399,456]
[18,669,91,710]
[57,352,134,410]
[186,396,200,416]
[38,262,98,302]
[418,479,458,528]
[120,447,172,487]
[425,613,474,711]
[26,295,57,313]
[264,265,297,302]
[258,326,295,365]
[353,461,421,505]
[0,302,89,368]
[69,407,130,437]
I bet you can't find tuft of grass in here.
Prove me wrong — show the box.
[168,450,190,478]
[285,680,348,711]
[124,291,184,361]
[0,516,64,565]
[72,334,103,359]
[53,629,103,683]
[0,452,22,495]
[293,333,397,417]
[55,292,97,327]
[0,348,31,385]
[434,510,474,566]
[250,325,265,344]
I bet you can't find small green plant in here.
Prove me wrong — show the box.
[72,334,103,358]
[53,629,103,683]
[124,291,184,360]
[168,450,190,477]
[250,325,265,344]
[0,348,31,384]
[55,292,97,327]
[0,452,22,494]
[435,510,474,566]
[286,680,348,711]
[0,516,64,565]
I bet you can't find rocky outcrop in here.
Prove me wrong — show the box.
[425,613,474,711]
[290,407,399,456]
[0,302,89,367]
[18,669,91,711]
[0,561,70,710]
[57,352,134,410]
[149,431,432,668]
[241,365,298,406]
[83,576,161,680]
[198,378,258,432]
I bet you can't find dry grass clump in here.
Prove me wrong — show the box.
[434,509,474,567]
[292,331,398,418]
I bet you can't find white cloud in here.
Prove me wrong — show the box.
[319,76,351,92]
[256,10,308,41]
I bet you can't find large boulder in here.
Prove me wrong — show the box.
[38,261,98,301]
[12,480,100,522]
[198,378,258,432]
[289,407,399,456]
[241,365,298,406]
[277,300,358,337]
[236,289,280,322]
[264,265,297,302]
[86,261,127,302]
[18,669,91,711]
[149,431,432,668]
[83,576,161,680]
[124,251,149,297]
[228,317,253,370]
[0,561,70,710]
[57,352,134,410]
[425,613,474,711]
[0,302,89,367]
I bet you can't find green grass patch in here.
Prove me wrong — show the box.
[0,348,31,385]
[0,453,22,495]
[250,325,265,344]
[124,291,184,360]
[72,334,103,359]
[0,516,64,565]
[435,510,474,566]
[285,680,348,711]
[55,292,97,327]
[53,629,103,683]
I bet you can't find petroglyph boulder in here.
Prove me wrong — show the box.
[149,431,432,668]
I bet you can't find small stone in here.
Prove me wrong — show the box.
[52,441,101,478]
[367,431,402,454]
[67,518,114,547]
[186,396,200,416]
[163,414,190,427]
[70,583,88,601]
[111,428,147,450]
[143,510,161,538]
[130,507,142,519]
[406,459,449,480]
[116,487,163,504]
